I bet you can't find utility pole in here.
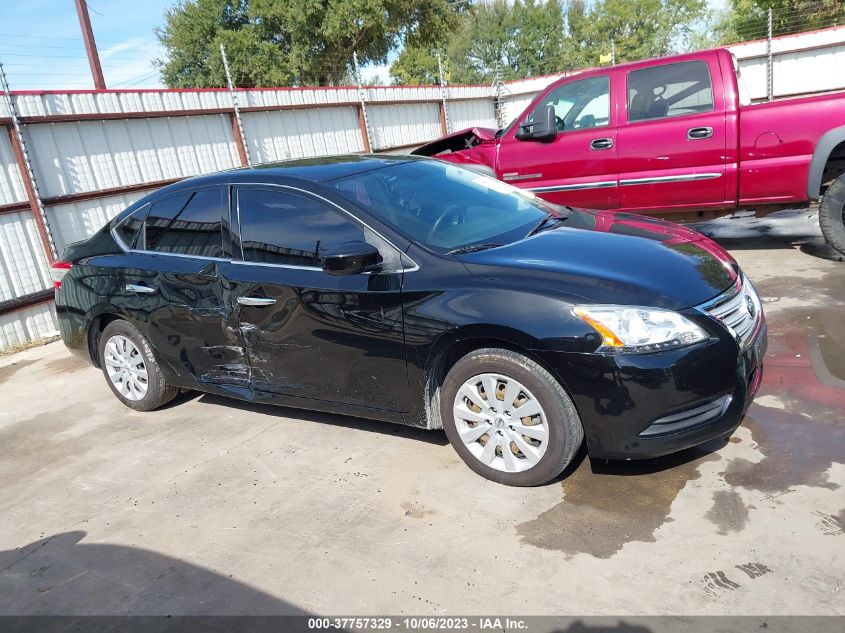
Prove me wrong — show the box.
[74,0,106,90]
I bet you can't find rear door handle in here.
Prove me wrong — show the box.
[126,283,156,294]
[237,296,277,306]
[687,127,713,140]
[590,138,614,150]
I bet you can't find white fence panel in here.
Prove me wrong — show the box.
[47,191,148,252]
[242,107,363,163]
[25,115,240,198]
[0,126,27,206]
[242,87,359,108]
[0,301,57,349]
[367,103,441,150]
[0,210,50,302]
[448,99,498,131]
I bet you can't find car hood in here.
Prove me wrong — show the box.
[459,209,738,311]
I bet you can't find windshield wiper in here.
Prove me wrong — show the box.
[447,243,502,255]
[525,211,569,238]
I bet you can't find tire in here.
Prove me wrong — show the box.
[819,172,845,257]
[440,348,583,486]
[97,320,179,412]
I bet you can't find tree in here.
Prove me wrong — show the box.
[568,0,708,66]
[389,0,710,85]
[392,0,566,85]
[717,0,845,43]
[156,0,456,87]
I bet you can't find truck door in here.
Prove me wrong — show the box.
[616,58,729,213]
[496,73,619,209]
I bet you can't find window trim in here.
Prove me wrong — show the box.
[112,182,418,273]
[625,60,715,124]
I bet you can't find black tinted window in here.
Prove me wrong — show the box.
[627,61,713,122]
[143,189,225,258]
[237,189,364,266]
[115,206,146,249]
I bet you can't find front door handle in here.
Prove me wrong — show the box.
[237,296,277,306]
[126,283,156,294]
[590,138,614,150]
[687,127,714,140]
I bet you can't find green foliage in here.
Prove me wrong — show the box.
[717,0,845,43]
[157,0,457,87]
[390,0,710,85]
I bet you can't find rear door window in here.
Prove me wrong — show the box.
[236,188,365,267]
[142,188,226,258]
[114,206,147,249]
[627,60,714,122]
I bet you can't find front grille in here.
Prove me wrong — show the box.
[703,276,762,350]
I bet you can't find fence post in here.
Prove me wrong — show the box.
[766,8,773,101]
[220,43,252,166]
[437,53,450,135]
[0,62,57,263]
[492,63,506,130]
[352,52,374,153]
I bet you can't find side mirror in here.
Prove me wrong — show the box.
[515,105,558,142]
[321,241,382,276]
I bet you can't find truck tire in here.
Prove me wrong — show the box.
[819,172,845,257]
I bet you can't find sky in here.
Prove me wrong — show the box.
[0,0,723,92]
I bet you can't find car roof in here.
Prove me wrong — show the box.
[165,153,421,192]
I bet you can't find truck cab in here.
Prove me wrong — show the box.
[415,48,845,256]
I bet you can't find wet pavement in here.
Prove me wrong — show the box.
[0,212,842,616]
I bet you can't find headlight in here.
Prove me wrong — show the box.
[573,305,708,353]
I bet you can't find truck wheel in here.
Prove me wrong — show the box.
[819,172,845,257]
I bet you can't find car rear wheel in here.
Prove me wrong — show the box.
[819,172,845,257]
[440,348,583,486]
[97,320,179,411]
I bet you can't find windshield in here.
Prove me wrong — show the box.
[331,160,558,252]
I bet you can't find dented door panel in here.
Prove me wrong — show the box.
[219,261,410,413]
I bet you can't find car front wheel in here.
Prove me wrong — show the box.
[440,348,583,486]
[97,319,179,411]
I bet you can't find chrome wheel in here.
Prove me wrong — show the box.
[103,334,148,401]
[452,372,549,473]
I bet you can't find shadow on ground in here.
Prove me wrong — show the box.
[0,531,306,615]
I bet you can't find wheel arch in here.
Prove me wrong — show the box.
[422,326,572,430]
[84,307,129,367]
[807,125,845,199]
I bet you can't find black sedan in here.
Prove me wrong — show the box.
[53,155,766,486]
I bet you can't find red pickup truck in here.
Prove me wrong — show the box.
[413,48,845,256]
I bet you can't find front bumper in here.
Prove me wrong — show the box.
[540,317,767,460]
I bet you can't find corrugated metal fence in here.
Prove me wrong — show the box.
[1,25,844,349]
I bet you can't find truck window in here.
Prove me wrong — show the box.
[526,76,610,132]
[627,60,714,122]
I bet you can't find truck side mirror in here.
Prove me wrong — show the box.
[515,105,558,142]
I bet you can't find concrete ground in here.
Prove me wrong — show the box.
[0,213,843,616]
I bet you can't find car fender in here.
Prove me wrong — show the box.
[807,124,845,199]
